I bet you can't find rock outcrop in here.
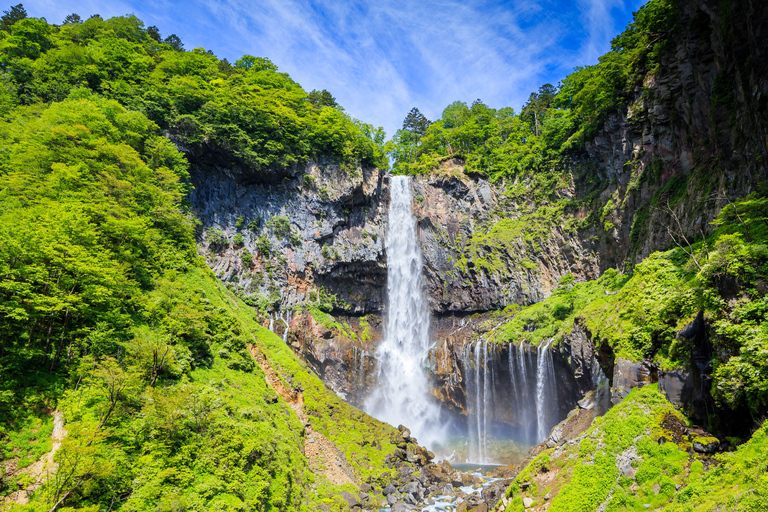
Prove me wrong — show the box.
[188,159,389,315]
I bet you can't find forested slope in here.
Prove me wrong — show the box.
[0,9,398,511]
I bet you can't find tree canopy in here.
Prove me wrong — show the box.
[0,8,387,173]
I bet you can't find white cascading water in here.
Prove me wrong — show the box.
[466,340,493,463]
[535,338,557,442]
[509,341,537,444]
[591,355,612,416]
[365,176,445,448]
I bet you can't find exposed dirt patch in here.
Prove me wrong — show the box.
[660,413,688,443]
[248,344,356,487]
[1,410,67,507]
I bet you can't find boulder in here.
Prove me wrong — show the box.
[523,496,534,508]
[340,491,361,509]
[612,359,654,401]
[403,492,418,505]
[382,483,397,496]
[658,369,694,408]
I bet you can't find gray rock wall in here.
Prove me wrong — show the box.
[188,161,389,314]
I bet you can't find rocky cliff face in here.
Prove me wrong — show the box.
[185,0,768,447]
[411,172,602,314]
[188,0,767,318]
[407,0,768,314]
[188,159,389,315]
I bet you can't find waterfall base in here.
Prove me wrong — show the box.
[431,434,530,466]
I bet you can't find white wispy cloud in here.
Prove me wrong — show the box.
[24,0,647,136]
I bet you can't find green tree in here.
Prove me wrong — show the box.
[522,83,557,136]
[0,3,26,31]
[146,25,161,42]
[234,54,277,72]
[402,107,430,137]
[308,89,338,108]
[62,13,81,25]
[163,33,183,51]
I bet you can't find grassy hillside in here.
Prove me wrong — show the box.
[500,385,768,512]
[0,91,396,511]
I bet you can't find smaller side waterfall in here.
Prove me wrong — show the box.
[465,339,562,462]
[535,338,556,442]
[591,355,612,416]
[466,340,489,463]
[509,341,537,445]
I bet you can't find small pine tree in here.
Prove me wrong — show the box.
[63,13,82,25]
[163,34,184,51]
[0,3,27,31]
[146,25,161,42]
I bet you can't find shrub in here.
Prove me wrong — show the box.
[241,248,252,268]
[206,227,227,247]
[255,235,272,257]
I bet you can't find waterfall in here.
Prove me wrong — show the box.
[535,338,557,442]
[508,343,520,412]
[518,340,535,444]
[466,340,491,463]
[591,355,612,416]
[280,310,291,342]
[365,175,444,448]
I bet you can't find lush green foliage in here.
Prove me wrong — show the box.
[0,13,386,172]
[504,386,703,512]
[505,386,768,512]
[0,88,396,509]
[666,420,768,511]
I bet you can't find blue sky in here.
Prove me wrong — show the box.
[23,0,647,137]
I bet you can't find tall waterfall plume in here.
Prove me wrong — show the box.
[365,176,445,448]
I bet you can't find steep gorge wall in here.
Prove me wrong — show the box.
[412,0,768,314]
[187,158,389,315]
[186,0,768,436]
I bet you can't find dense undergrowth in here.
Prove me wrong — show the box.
[503,385,768,512]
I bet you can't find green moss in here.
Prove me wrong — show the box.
[506,386,698,512]
[666,420,768,511]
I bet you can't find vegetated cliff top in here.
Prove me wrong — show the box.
[0,9,388,180]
